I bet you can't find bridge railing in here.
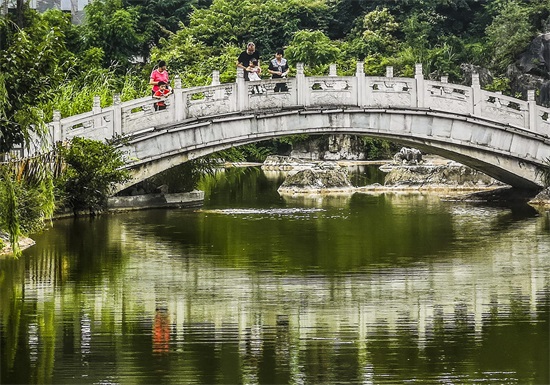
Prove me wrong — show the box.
[423,79,472,115]
[44,62,548,153]
[535,104,550,137]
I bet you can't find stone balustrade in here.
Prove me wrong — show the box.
[47,62,550,148]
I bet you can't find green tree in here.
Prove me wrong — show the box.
[345,8,399,60]
[182,0,331,57]
[79,0,144,67]
[0,8,73,153]
[285,30,340,69]
[56,138,130,214]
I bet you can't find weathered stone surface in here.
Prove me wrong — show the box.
[517,33,550,76]
[461,64,494,87]
[392,147,423,165]
[383,164,505,188]
[529,187,550,206]
[323,135,366,160]
[277,164,353,194]
[290,135,366,161]
[261,155,316,170]
[509,33,550,106]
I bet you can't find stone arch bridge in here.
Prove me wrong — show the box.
[46,63,550,192]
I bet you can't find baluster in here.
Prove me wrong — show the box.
[173,75,185,121]
[356,61,366,107]
[113,93,122,137]
[52,110,62,145]
[93,96,102,129]
[415,63,424,108]
[527,90,536,132]
[471,73,481,116]
[236,67,248,111]
[296,63,307,107]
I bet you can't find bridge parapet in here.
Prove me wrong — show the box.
[45,63,550,153]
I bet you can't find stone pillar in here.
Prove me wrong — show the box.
[51,110,62,145]
[471,73,482,116]
[211,70,221,86]
[527,90,536,132]
[356,61,366,107]
[440,76,448,83]
[113,93,122,137]
[385,66,394,78]
[415,63,424,108]
[93,95,102,129]
[296,63,308,106]
[236,67,248,111]
[173,75,186,121]
[329,64,337,76]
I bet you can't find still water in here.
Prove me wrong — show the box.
[1,166,549,384]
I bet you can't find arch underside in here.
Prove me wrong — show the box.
[117,110,550,192]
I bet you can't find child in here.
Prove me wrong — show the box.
[246,59,263,94]
[153,81,172,110]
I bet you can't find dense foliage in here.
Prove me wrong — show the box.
[55,138,130,215]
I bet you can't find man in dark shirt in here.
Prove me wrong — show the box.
[237,42,260,81]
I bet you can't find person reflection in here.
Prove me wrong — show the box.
[153,307,170,354]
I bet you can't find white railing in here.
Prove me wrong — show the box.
[46,62,549,149]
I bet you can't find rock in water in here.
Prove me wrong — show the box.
[383,164,504,188]
[277,165,353,194]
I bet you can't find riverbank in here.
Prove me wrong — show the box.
[0,190,205,256]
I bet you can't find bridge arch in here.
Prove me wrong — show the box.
[118,107,548,191]
[44,63,550,191]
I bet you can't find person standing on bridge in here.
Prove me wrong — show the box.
[237,42,260,81]
[268,48,289,92]
[149,60,169,96]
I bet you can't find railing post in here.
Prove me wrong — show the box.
[173,75,186,122]
[113,93,122,137]
[527,90,536,132]
[93,95,102,129]
[471,73,482,116]
[329,64,337,76]
[385,66,394,78]
[51,110,62,145]
[356,61,366,107]
[415,63,424,108]
[211,70,221,86]
[236,67,248,111]
[296,62,308,106]
[211,70,226,101]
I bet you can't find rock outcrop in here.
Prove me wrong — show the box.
[529,187,550,207]
[261,155,316,170]
[382,163,505,189]
[289,135,366,161]
[277,162,353,194]
[460,33,550,106]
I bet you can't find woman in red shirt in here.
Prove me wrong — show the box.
[149,60,169,96]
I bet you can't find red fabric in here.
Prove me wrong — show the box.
[150,69,169,93]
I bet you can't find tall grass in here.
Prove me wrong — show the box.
[42,69,148,119]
